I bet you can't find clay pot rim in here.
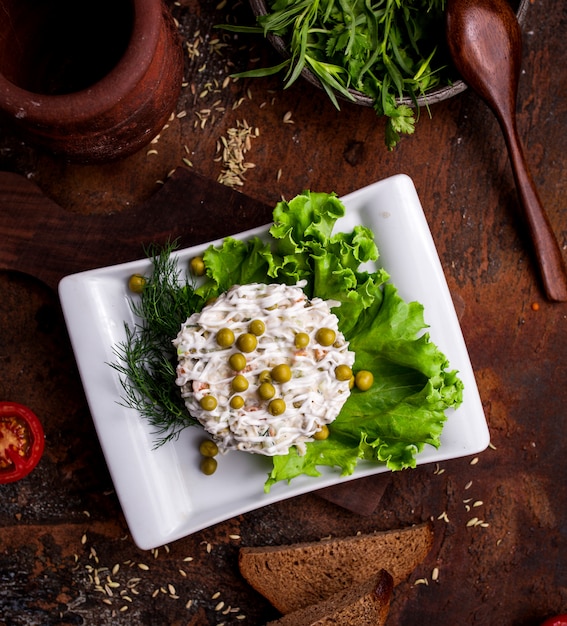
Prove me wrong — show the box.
[0,0,162,123]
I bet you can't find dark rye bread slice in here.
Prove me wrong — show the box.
[239,522,433,614]
[265,569,394,626]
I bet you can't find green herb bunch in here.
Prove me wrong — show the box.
[111,243,204,446]
[224,0,448,148]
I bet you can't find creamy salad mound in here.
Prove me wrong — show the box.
[174,282,355,456]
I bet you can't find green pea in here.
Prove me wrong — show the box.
[355,370,374,391]
[335,364,353,381]
[313,425,329,440]
[248,319,266,336]
[268,398,286,416]
[229,352,247,371]
[230,395,245,409]
[200,457,218,475]
[189,256,206,276]
[216,327,235,348]
[258,370,272,383]
[128,274,146,294]
[199,439,219,457]
[294,332,310,349]
[271,363,292,383]
[236,333,258,353]
[258,382,275,400]
[232,374,249,392]
[200,395,218,411]
[316,327,336,347]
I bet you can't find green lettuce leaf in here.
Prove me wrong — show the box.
[196,190,463,491]
[265,283,463,491]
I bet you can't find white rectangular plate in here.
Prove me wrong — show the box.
[59,174,489,550]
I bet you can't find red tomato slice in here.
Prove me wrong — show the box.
[541,616,567,626]
[0,402,45,483]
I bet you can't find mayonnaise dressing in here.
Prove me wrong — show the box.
[174,282,354,456]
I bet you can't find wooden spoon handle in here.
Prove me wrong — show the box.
[499,117,567,301]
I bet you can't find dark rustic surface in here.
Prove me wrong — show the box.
[1,0,566,624]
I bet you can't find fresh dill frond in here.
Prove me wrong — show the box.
[111,326,194,445]
[131,241,205,340]
[110,241,206,446]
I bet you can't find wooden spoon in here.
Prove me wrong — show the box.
[446,0,567,301]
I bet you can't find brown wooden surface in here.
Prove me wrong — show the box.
[1,0,566,624]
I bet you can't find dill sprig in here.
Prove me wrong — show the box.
[110,241,205,446]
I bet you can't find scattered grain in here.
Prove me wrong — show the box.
[414,578,429,586]
[431,567,439,581]
[470,457,479,465]
[215,601,225,611]
[464,480,473,490]
[216,120,259,188]
[137,563,149,571]
[437,511,450,523]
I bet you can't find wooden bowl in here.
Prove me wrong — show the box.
[0,0,183,163]
[248,0,531,107]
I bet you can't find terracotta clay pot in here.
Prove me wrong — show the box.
[0,0,184,163]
